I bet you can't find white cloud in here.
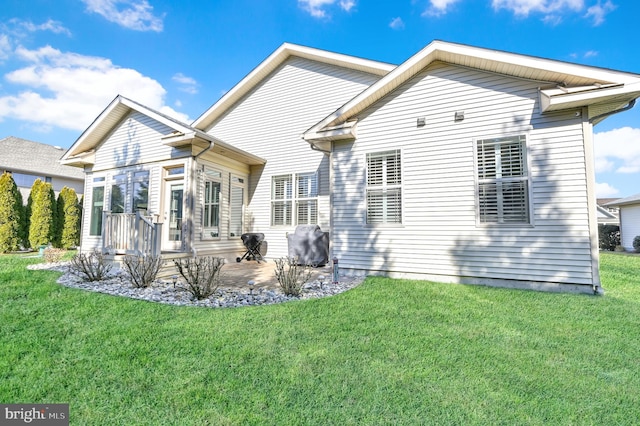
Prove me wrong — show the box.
[583,50,598,58]
[491,0,584,16]
[594,126,640,174]
[172,72,198,95]
[423,0,461,16]
[17,19,72,36]
[0,35,11,61]
[0,45,187,131]
[595,182,619,197]
[389,17,405,30]
[584,0,616,26]
[81,0,164,32]
[298,0,356,18]
[340,0,356,12]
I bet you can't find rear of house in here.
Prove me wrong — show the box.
[64,40,640,294]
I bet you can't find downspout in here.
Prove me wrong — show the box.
[589,98,636,123]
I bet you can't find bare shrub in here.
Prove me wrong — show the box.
[122,255,163,288]
[69,250,113,282]
[173,256,224,299]
[43,247,65,263]
[274,257,312,297]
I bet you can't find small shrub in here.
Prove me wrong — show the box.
[598,224,620,251]
[274,257,312,297]
[122,255,163,288]
[173,256,224,299]
[69,250,113,282]
[634,236,640,253]
[43,247,65,263]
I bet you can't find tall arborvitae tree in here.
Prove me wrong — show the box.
[57,187,81,249]
[0,172,24,253]
[28,179,57,249]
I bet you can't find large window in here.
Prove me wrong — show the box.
[271,173,318,226]
[271,174,293,226]
[203,169,222,237]
[296,173,318,225]
[476,135,530,224]
[109,170,149,214]
[110,174,127,213]
[132,171,149,213]
[366,150,402,224]
[90,178,105,236]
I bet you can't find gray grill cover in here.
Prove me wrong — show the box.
[287,225,329,266]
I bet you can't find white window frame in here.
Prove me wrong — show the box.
[271,172,319,226]
[271,174,293,226]
[474,134,532,226]
[296,173,318,225]
[203,168,222,238]
[366,150,402,225]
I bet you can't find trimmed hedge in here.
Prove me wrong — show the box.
[57,187,81,249]
[0,172,24,252]
[28,179,57,249]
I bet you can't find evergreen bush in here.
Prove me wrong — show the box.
[598,224,620,251]
[58,187,81,249]
[28,179,57,249]
[0,172,24,253]
[634,236,640,253]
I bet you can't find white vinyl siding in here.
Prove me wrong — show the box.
[366,150,402,224]
[331,61,595,288]
[207,56,381,257]
[93,111,188,171]
[476,135,530,224]
[619,204,640,251]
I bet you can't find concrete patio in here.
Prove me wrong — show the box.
[202,258,336,292]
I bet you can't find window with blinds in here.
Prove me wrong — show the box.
[271,173,318,226]
[366,150,402,224]
[476,135,530,224]
[296,173,318,225]
[271,174,293,226]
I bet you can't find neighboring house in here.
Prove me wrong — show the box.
[61,41,640,294]
[597,198,620,226]
[0,136,85,202]
[606,194,640,251]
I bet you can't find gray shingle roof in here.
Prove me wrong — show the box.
[0,136,84,180]
[605,193,640,207]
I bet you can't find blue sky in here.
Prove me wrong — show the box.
[0,0,639,198]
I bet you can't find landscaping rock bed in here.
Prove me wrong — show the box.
[28,262,365,308]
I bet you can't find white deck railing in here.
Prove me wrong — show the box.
[103,211,162,256]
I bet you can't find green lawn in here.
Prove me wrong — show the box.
[1,253,639,425]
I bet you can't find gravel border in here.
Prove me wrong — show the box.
[28,262,366,308]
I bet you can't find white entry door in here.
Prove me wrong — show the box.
[163,181,184,251]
